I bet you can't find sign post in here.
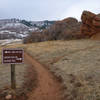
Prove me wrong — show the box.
[2,49,24,90]
[11,64,16,89]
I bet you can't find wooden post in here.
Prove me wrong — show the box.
[11,64,16,89]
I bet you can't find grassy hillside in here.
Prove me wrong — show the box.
[1,39,100,100]
[22,39,100,100]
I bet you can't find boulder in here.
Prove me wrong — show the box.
[81,11,100,40]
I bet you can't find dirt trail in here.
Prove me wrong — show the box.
[24,53,63,100]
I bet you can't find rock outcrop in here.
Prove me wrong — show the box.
[81,11,100,40]
[24,17,83,43]
[43,17,82,40]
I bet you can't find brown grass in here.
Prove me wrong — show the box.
[1,39,100,100]
[21,39,100,100]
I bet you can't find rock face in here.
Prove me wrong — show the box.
[81,11,100,40]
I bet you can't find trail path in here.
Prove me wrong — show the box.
[24,53,63,100]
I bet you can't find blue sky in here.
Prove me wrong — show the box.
[0,0,100,21]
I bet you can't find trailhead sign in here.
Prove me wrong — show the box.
[2,48,24,90]
[2,49,24,64]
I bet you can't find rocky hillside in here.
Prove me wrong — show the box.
[24,17,83,43]
[43,17,82,40]
[81,11,100,40]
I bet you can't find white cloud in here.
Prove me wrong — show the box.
[61,0,100,20]
[0,0,100,20]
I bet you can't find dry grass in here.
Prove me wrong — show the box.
[1,39,100,100]
[20,39,100,100]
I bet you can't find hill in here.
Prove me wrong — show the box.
[0,19,55,39]
[3,39,100,100]
[23,40,100,100]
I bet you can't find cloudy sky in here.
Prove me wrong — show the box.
[0,0,100,21]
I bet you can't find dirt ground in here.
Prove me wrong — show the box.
[25,52,63,100]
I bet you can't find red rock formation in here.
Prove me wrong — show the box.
[81,11,100,40]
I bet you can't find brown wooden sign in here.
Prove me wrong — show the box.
[2,49,24,64]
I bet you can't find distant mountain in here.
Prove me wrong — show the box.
[0,18,55,40]
[30,20,55,29]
